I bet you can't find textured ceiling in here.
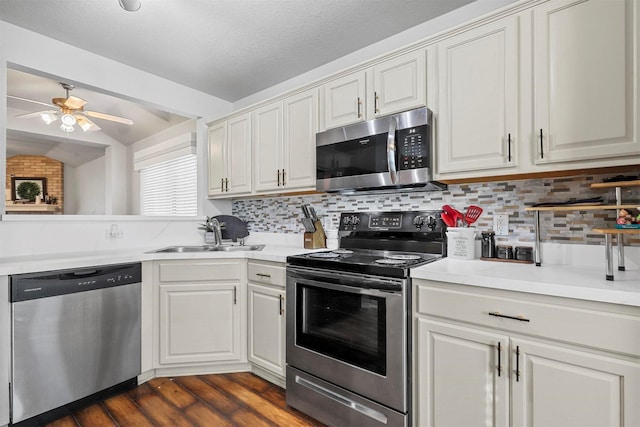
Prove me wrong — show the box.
[0,0,475,102]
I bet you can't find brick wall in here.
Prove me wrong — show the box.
[6,155,64,207]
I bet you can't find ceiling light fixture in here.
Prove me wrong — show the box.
[118,0,141,12]
[60,123,75,133]
[61,113,77,126]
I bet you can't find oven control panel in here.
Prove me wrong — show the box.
[339,211,443,232]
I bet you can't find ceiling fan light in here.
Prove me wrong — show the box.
[78,120,93,132]
[40,112,57,125]
[61,113,77,126]
[118,0,141,12]
[60,123,75,133]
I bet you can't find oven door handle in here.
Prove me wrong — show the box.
[386,116,398,184]
[289,269,404,296]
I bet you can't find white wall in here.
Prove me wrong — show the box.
[74,156,106,215]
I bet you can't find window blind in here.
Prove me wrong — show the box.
[140,154,197,216]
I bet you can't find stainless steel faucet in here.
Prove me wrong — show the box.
[209,218,223,246]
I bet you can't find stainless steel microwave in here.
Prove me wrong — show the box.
[316,107,445,193]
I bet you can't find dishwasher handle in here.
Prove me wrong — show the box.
[10,262,142,302]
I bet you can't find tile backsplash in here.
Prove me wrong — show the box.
[232,171,640,246]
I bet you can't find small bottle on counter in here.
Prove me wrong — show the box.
[481,231,496,258]
[496,245,513,259]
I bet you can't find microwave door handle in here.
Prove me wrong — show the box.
[387,116,398,184]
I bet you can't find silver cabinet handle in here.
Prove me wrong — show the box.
[374,91,379,113]
[221,178,224,192]
[357,97,362,118]
[256,273,271,279]
[282,169,286,186]
[279,294,284,315]
[507,133,512,162]
[539,129,544,159]
[387,116,398,184]
[233,286,237,305]
[488,311,530,322]
[277,169,281,186]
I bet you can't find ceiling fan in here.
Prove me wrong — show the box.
[8,82,134,133]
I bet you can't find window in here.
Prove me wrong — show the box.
[140,154,197,216]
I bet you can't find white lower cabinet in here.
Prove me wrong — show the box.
[247,261,286,387]
[414,280,640,427]
[155,259,246,367]
[417,318,509,427]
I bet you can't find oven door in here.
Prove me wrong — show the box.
[286,266,408,412]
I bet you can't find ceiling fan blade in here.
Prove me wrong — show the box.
[15,110,55,119]
[7,95,55,108]
[76,115,101,132]
[85,110,134,125]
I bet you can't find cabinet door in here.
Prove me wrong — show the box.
[416,318,509,427]
[533,0,639,163]
[207,122,227,197]
[247,283,285,377]
[227,113,252,195]
[512,337,640,427]
[159,282,240,365]
[253,102,283,192]
[322,71,366,129]
[436,16,518,175]
[283,89,318,191]
[371,50,426,118]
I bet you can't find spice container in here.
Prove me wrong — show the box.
[480,231,496,258]
[515,246,533,261]
[496,245,513,259]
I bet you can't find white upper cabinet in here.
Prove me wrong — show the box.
[253,102,283,193]
[533,0,639,164]
[207,113,252,197]
[322,72,366,129]
[435,16,519,176]
[321,50,426,130]
[253,88,318,193]
[371,50,426,118]
[283,89,318,190]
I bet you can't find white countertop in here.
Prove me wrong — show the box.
[0,244,313,276]
[2,246,639,307]
[411,258,640,307]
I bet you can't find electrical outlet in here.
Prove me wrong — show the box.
[493,214,509,236]
[105,224,124,239]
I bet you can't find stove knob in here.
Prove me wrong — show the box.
[343,216,352,226]
[351,216,360,226]
[426,215,437,230]
[413,216,425,229]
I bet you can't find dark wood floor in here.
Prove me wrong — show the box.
[44,373,326,427]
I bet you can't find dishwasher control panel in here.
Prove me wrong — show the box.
[9,262,142,302]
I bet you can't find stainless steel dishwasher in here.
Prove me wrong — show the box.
[9,262,141,424]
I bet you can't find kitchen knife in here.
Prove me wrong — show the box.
[308,206,318,221]
[301,204,311,218]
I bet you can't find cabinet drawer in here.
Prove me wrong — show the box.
[248,261,285,287]
[158,260,241,282]
[415,282,640,357]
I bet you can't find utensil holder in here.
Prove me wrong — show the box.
[304,220,326,249]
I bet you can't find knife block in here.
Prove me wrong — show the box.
[304,220,327,249]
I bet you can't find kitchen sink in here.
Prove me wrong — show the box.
[150,244,265,253]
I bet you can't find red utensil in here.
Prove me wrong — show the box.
[443,205,464,226]
[464,205,483,225]
[441,212,456,227]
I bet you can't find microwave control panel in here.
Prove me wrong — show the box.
[397,124,428,170]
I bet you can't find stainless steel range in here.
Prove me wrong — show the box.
[286,210,446,427]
